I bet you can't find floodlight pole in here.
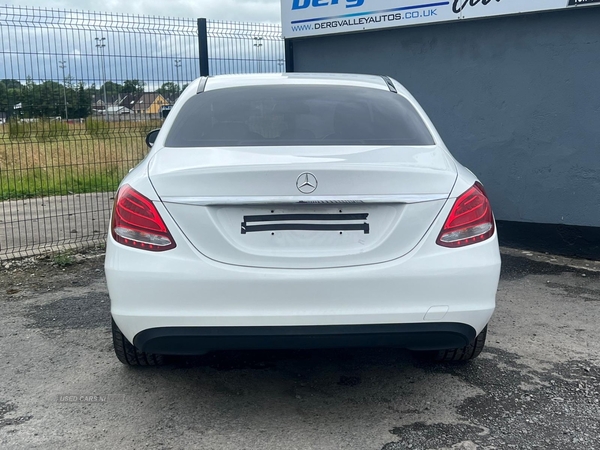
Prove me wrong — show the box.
[253,37,263,73]
[95,37,108,120]
[174,59,182,97]
[58,60,69,121]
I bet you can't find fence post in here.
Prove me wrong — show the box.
[197,18,210,76]
[284,39,294,73]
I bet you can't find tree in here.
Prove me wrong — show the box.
[4,87,22,118]
[1,80,21,120]
[85,83,98,110]
[37,80,64,117]
[57,75,76,120]
[73,82,91,119]
[0,81,7,113]
[100,81,123,96]
[122,79,145,94]
[1,79,22,89]
[20,77,37,118]
[157,82,180,99]
[0,77,90,120]
[63,74,75,90]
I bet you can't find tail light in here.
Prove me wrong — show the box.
[111,185,176,251]
[437,182,494,248]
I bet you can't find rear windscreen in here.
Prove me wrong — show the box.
[165,85,435,147]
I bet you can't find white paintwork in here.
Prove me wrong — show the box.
[106,198,499,341]
[148,144,458,269]
[147,145,456,197]
[163,201,448,269]
[105,73,501,346]
[203,72,391,92]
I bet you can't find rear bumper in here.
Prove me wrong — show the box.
[133,323,477,355]
[106,224,500,347]
[106,192,501,348]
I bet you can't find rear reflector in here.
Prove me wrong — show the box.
[437,182,494,248]
[111,185,176,251]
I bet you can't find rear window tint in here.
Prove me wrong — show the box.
[165,85,435,147]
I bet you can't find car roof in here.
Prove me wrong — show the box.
[203,73,397,93]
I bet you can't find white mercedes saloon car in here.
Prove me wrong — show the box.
[105,73,501,366]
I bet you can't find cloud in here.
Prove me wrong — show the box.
[3,0,282,23]
[0,3,285,88]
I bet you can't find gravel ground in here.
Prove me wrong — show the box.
[0,249,599,450]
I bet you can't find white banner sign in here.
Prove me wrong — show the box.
[282,0,600,38]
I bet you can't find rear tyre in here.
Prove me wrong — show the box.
[417,326,488,362]
[112,319,165,366]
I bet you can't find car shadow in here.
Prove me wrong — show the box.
[111,346,498,449]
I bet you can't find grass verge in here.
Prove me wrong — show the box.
[0,122,155,200]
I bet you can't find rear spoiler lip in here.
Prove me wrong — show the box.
[160,194,449,206]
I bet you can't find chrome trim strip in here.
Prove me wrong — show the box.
[161,194,448,206]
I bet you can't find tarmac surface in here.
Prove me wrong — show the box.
[0,193,112,259]
[0,248,599,449]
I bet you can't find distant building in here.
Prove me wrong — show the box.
[160,105,172,118]
[92,92,171,117]
[106,106,131,115]
[91,94,128,114]
[120,93,170,115]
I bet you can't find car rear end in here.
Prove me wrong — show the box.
[105,73,500,359]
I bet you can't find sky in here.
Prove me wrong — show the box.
[0,0,286,88]
[1,0,283,23]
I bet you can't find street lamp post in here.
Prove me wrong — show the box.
[253,37,263,74]
[58,60,69,121]
[95,37,108,120]
[174,59,182,98]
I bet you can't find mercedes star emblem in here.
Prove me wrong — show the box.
[296,172,318,194]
